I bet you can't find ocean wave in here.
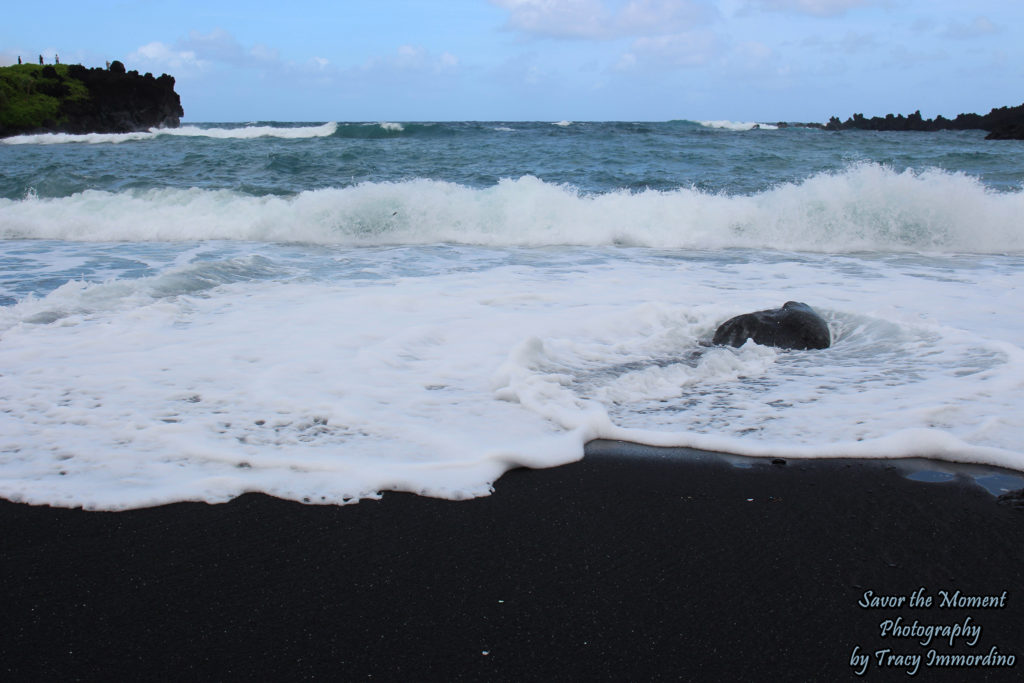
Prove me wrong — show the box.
[329,121,462,139]
[0,254,286,332]
[698,120,780,131]
[0,122,340,145]
[165,122,339,139]
[2,163,1021,253]
[2,130,161,145]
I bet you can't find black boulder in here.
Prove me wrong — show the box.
[713,302,831,350]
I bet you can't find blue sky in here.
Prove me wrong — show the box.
[2,1,1021,122]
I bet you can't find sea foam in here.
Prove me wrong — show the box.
[1,242,1023,509]
[0,122,339,144]
[699,120,780,131]
[2,164,1022,253]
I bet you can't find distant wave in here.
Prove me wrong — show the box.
[698,120,779,131]
[0,121,482,146]
[1,119,795,145]
[1,122,340,145]
[330,122,465,139]
[166,122,339,139]
[2,131,160,145]
[2,163,1022,253]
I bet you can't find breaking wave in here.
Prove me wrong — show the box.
[1,163,1021,253]
[698,120,780,131]
[1,122,340,144]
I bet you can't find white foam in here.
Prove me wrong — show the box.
[700,120,778,131]
[164,122,338,139]
[552,120,573,127]
[2,131,160,145]
[377,122,404,132]
[1,244,1022,509]
[699,120,779,131]
[2,165,1022,253]
[0,122,338,144]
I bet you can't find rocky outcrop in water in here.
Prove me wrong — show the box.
[983,118,1024,140]
[713,302,831,350]
[0,61,183,137]
[824,103,1024,140]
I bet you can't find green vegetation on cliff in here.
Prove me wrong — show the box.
[0,64,90,131]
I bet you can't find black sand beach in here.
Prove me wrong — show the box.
[2,443,1022,681]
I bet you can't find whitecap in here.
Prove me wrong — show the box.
[699,120,779,131]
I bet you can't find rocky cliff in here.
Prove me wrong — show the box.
[0,61,183,138]
[824,104,1024,140]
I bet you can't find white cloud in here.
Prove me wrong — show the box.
[131,29,291,76]
[130,29,461,87]
[249,43,281,64]
[799,30,879,54]
[720,40,783,77]
[943,15,998,40]
[492,0,613,39]
[746,0,877,17]
[620,28,721,67]
[181,29,278,68]
[131,42,206,70]
[617,0,717,33]
[491,0,715,39]
[884,44,949,68]
[614,51,639,70]
[491,51,561,87]
[363,45,462,74]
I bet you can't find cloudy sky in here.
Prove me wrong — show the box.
[2,1,1020,122]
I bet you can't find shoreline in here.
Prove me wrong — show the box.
[585,439,1024,498]
[2,444,1022,680]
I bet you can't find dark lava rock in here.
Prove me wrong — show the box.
[824,103,1024,139]
[60,63,183,134]
[985,121,1024,140]
[0,62,183,137]
[996,488,1024,509]
[713,301,831,350]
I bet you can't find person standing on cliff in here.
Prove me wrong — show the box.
[17,56,21,65]
[55,55,59,64]
[38,55,43,65]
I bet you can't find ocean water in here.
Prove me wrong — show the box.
[2,120,1023,509]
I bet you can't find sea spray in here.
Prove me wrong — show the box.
[2,165,1022,252]
[1,122,340,144]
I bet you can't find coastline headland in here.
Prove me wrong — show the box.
[0,61,183,138]
[824,103,1024,139]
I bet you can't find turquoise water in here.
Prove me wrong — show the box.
[3,121,1021,200]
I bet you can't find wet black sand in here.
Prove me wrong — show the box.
[2,443,1022,681]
